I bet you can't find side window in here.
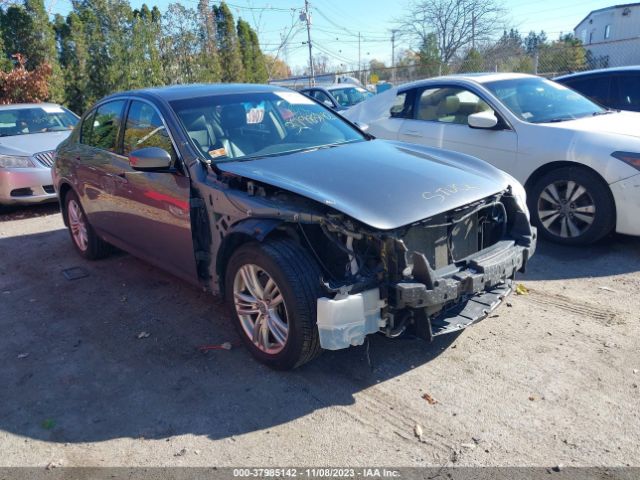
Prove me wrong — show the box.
[613,74,640,111]
[80,109,96,145]
[123,101,177,160]
[311,90,334,106]
[564,76,611,106]
[416,87,491,125]
[85,101,126,153]
[390,91,413,118]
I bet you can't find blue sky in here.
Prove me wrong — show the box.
[50,0,620,72]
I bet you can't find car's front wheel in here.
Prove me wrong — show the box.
[63,191,111,260]
[529,167,615,245]
[225,239,323,369]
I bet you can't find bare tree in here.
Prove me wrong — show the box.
[401,0,505,64]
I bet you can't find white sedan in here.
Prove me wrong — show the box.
[344,73,640,245]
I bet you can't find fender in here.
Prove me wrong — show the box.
[214,217,284,294]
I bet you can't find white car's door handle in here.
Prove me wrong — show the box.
[402,130,422,137]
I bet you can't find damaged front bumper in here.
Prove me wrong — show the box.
[316,236,536,350]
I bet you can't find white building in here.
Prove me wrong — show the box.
[574,2,640,67]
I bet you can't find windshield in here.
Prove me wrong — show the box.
[328,86,374,107]
[170,90,365,162]
[0,106,78,137]
[483,77,605,123]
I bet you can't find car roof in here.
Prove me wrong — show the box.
[397,72,536,91]
[555,66,640,80]
[0,102,65,111]
[101,83,291,103]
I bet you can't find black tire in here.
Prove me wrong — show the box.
[63,190,111,260]
[225,238,323,369]
[528,166,615,245]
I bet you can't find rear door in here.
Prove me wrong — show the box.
[398,85,517,173]
[72,100,127,232]
[108,99,197,282]
[611,73,640,112]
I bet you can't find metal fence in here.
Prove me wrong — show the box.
[282,40,638,89]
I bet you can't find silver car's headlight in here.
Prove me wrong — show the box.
[0,154,34,168]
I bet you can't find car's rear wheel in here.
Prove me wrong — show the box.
[529,167,614,245]
[64,191,110,260]
[225,239,322,369]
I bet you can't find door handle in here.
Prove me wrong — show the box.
[105,172,127,182]
[403,130,422,137]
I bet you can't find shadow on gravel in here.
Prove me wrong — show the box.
[521,234,640,281]
[0,228,456,444]
[0,203,60,222]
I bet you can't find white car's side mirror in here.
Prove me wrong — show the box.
[468,111,498,129]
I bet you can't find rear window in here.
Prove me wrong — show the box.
[80,100,126,153]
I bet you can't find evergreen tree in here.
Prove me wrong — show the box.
[127,4,163,89]
[0,16,12,71]
[196,0,221,82]
[56,12,91,112]
[214,2,244,82]
[237,18,254,82]
[458,48,484,73]
[0,0,63,101]
[417,33,442,77]
[249,27,267,83]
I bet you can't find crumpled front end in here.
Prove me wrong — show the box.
[313,188,536,349]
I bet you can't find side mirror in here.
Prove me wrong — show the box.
[129,147,172,171]
[468,111,499,129]
[323,99,334,108]
[354,121,370,132]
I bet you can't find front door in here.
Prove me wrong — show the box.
[108,100,198,283]
[398,86,517,173]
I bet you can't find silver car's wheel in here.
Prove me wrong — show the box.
[68,198,89,251]
[233,264,288,354]
[537,180,596,239]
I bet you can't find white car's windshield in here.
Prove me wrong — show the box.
[170,90,365,162]
[0,106,78,137]
[328,86,373,107]
[484,77,607,124]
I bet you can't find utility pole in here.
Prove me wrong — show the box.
[302,0,314,86]
[391,29,397,84]
[358,32,361,84]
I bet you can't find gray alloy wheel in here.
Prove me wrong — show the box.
[529,166,615,245]
[536,179,596,239]
[67,197,89,252]
[63,190,111,260]
[233,263,289,354]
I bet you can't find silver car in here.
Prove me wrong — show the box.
[0,103,78,205]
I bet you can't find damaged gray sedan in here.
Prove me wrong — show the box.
[53,84,536,369]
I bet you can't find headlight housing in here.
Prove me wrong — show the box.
[0,154,34,168]
[504,174,529,220]
[612,151,640,171]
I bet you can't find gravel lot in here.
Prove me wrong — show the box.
[1,204,639,468]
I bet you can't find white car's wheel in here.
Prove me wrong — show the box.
[529,167,615,245]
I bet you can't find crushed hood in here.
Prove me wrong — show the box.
[0,131,71,157]
[217,140,509,230]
